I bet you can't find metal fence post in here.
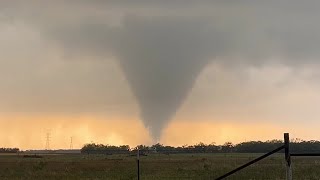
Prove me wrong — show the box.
[137,149,140,180]
[284,133,292,180]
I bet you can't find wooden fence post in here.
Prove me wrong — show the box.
[284,133,292,180]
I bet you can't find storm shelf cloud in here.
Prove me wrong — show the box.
[1,1,320,141]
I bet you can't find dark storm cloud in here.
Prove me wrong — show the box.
[2,1,320,140]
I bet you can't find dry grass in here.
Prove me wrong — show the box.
[0,153,319,179]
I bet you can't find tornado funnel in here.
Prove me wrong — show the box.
[114,17,214,140]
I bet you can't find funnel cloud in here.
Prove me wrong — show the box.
[114,17,214,139]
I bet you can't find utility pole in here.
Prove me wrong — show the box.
[70,137,73,150]
[45,132,51,150]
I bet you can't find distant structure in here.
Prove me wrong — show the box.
[70,137,73,150]
[45,132,51,150]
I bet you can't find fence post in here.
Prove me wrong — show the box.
[284,133,292,180]
[137,149,140,180]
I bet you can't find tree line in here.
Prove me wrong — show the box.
[81,139,320,154]
[0,148,20,153]
[81,144,130,154]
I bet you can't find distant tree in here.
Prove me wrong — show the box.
[221,142,234,153]
[81,143,130,154]
[194,142,206,153]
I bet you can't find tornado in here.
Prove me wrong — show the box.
[113,17,215,140]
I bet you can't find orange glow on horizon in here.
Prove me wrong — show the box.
[0,115,319,150]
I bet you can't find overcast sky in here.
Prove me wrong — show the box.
[1,1,320,148]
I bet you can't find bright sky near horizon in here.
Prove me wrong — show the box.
[1,1,320,149]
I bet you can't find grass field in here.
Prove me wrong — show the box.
[0,153,319,179]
